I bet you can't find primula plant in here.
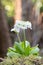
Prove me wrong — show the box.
[0,20,43,65]
[7,20,40,58]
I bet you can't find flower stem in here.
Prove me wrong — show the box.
[23,30,26,48]
[17,33,21,43]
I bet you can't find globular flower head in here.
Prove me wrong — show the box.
[11,20,32,33]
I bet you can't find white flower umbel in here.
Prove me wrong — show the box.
[11,20,32,44]
[11,20,32,33]
[15,20,32,30]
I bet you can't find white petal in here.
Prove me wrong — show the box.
[26,21,32,29]
[11,28,15,31]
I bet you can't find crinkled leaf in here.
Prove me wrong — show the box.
[7,51,21,58]
[29,46,40,55]
[20,41,31,56]
[14,42,25,54]
[20,41,30,48]
[24,41,31,56]
[8,47,16,52]
[24,46,31,56]
[25,41,30,47]
[7,41,40,57]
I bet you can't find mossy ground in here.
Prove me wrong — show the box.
[0,55,43,65]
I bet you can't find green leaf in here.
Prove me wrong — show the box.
[8,47,16,52]
[7,41,40,57]
[14,42,25,55]
[20,41,30,48]
[20,41,25,49]
[25,46,31,56]
[21,41,31,56]
[25,41,30,47]
[29,46,40,55]
[7,52,21,58]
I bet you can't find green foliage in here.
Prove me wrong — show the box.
[7,41,40,58]
[2,0,15,17]
[32,0,37,3]
[32,0,43,4]
[41,0,43,4]
[40,5,43,13]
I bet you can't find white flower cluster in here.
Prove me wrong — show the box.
[11,20,32,33]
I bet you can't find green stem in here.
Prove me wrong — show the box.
[17,33,21,43]
[23,30,26,48]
